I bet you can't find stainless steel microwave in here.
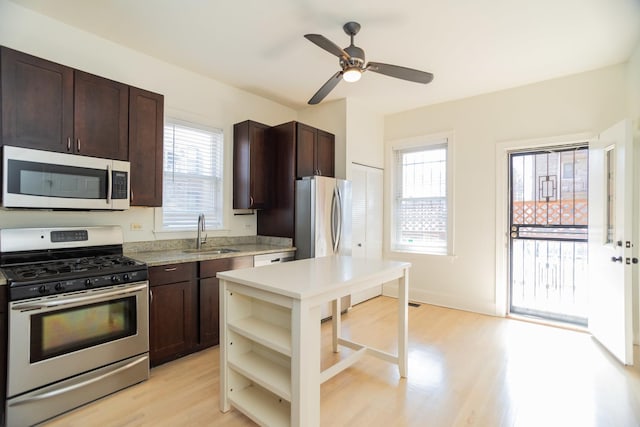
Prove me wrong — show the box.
[2,145,130,210]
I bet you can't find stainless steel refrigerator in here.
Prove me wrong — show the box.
[295,176,352,318]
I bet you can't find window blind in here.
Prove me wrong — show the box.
[393,141,448,254]
[162,120,224,230]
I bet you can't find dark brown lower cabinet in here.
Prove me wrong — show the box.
[149,263,197,367]
[0,286,6,425]
[198,256,253,349]
[149,256,253,366]
[198,277,221,348]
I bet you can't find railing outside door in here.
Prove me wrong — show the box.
[509,146,588,325]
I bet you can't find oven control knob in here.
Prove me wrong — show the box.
[85,279,92,287]
[111,275,121,283]
[38,285,47,294]
[55,282,65,292]
[123,273,130,281]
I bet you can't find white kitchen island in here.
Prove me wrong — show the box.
[217,255,411,427]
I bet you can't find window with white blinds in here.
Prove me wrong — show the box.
[162,120,224,230]
[392,140,449,254]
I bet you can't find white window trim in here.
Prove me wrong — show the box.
[388,131,455,256]
[153,117,226,235]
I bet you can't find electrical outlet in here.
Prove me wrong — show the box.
[130,223,143,231]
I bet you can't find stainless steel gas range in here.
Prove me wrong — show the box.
[0,226,149,426]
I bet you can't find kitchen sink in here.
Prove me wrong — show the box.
[182,248,239,254]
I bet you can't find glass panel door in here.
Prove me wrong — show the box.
[509,146,589,325]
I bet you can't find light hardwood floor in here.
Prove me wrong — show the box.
[43,296,640,427]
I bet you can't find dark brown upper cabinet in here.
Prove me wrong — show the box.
[233,120,271,209]
[1,47,74,152]
[74,70,129,160]
[1,46,129,160]
[129,87,164,206]
[257,121,335,239]
[296,122,335,178]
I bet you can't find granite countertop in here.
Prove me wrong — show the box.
[0,237,295,283]
[123,236,295,267]
[126,243,295,267]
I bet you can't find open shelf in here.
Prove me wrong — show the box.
[229,352,291,401]
[229,317,292,356]
[229,384,290,427]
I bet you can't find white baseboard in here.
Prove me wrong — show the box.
[382,283,497,316]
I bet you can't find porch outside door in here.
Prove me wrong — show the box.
[587,119,634,365]
[509,146,589,325]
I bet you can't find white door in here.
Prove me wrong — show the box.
[351,164,384,305]
[588,119,634,365]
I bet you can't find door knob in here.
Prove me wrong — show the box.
[611,256,623,263]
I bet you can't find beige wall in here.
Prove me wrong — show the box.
[383,63,628,314]
[0,0,297,242]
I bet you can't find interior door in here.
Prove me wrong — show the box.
[351,164,384,305]
[588,119,633,365]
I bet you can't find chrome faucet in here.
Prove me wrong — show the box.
[197,213,207,249]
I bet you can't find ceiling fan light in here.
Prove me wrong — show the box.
[343,68,361,82]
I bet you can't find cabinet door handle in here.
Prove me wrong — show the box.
[164,267,178,272]
[67,137,71,151]
[77,138,81,152]
[249,196,254,207]
[149,289,153,304]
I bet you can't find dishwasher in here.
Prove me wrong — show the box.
[253,251,295,266]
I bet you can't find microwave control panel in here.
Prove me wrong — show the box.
[112,171,128,199]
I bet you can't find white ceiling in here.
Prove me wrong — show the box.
[9,0,640,115]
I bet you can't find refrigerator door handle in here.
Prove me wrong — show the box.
[333,186,343,254]
[331,187,337,253]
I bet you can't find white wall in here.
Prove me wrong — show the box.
[383,63,628,314]
[297,98,385,181]
[628,41,640,344]
[0,0,297,242]
[344,99,385,173]
[298,99,347,179]
[629,42,640,123]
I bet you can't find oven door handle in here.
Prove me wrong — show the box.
[7,355,149,407]
[12,283,148,311]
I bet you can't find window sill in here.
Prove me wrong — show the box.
[152,228,230,240]
[390,249,456,260]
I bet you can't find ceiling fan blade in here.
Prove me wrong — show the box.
[304,34,350,59]
[367,62,434,84]
[308,71,343,105]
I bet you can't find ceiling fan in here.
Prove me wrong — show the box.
[304,21,434,105]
